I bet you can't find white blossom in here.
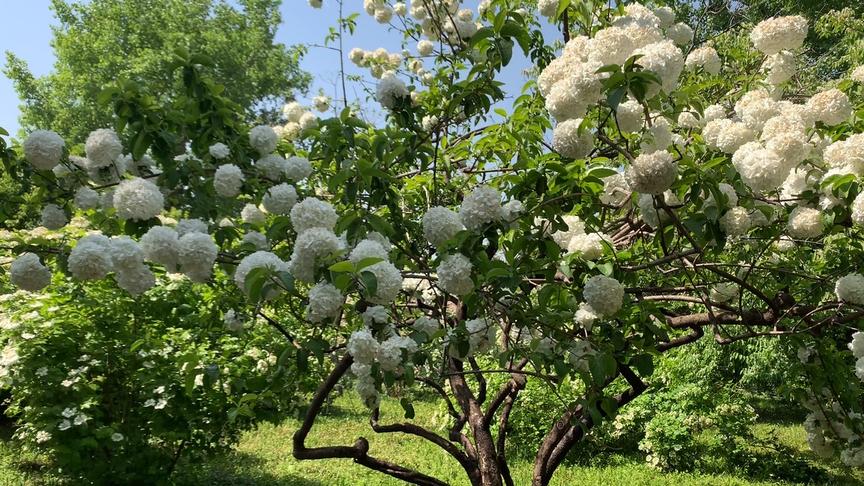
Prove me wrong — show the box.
[437,253,473,296]
[177,232,218,282]
[23,130,65,170]
[140,226,180,271]
[262,183,298,215]
[10,253,51,291]
[460,186,503,230]
[720,207,752,236]
[214,164,244,197]
[241,203,267,226]
[85,129,123,168]
[235,251,289,298]
[290,197,338,233]
[786,206,823,239]
[365,261,403,304]
[69,234,114,280]
[256,154,288,181]
[836,274,864,306]
[74,187,100,210]
[625,151,677,195]
[583,275,624,316]
[113,178,164,221]
[552,119,594,159]
[806,89,853,126]
[750,16,808,56]
[616,100,644,133]
[209,143,230,159]
[242,231,269,250]
[40,204,67,230]
[285,156,313,181]
[307,282,344,322]
[422,206,464,247]
[376,72,409,109]
[249,125,279,155]
[685,46,721,75]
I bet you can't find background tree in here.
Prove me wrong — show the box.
[3,0,311,141]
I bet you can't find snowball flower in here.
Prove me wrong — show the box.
[852,192,864,225]
[40,204,67,230]
[23,130,64,170]
[214,164,244,197]
[600,173,631,207]
[460,185,503,230]
[786,206,823,239]
[849,332,864,358]
[209,143,230,159]
[110,236,145,270]
[349,239,388,264]
[262,183,298,215]
[376,72,409,109]
[298,112,318,131]
[763,51,795,85]
[731,142,790,193]
[806,89,852,126]
[290,197,338,233]
[140,226,180,271]
[114,263,155,296]
[282,101,305,123]
[703,119,756,154]
[413,316,440,336]
[574,302,598,331]
[85,128,123,168]
[365,261,403,304]
[69,234,114,280]
[235,251,289,298]
[625,151,677,195]
[249,125,279,155]
[289,227,345,282]
[719,207,752,236]
[552,119,594,159]
[256,154,288,181]
[113,178,164,221]
[417,39,434,56]
[465,318,497,355]
[74,187,100,210]
[567,233,606,259]
[422,206,464,247]
[285,156,313,181]
[685,46,721,75]
[750,16,808,56]
[544,63,604,120]
[241,203,267,226]
[437,253,474,296]
[307,282,344,322]
[10,253,51,291]
[313,95,330,113]
[242,231,269,250]
[550,215,585,248]
[633,40,684,95]
[177,232,218,282]
[176,218,208,236]
[852,66,864,83]
[348,328,379,365]
[836,274,864,306]
[538,0,559,17]
[666,23,693,46]
[582,275,624,316]
[616,100,644,133]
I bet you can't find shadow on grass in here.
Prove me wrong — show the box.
[173,451,324,486]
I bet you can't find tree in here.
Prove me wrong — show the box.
[3,0,864,485]
[3,0,310,141]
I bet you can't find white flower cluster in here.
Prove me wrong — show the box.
[113,177,164,221]
[214,164,244,197]
[69,234,114,280]
[40,204,67,230]
[600,173,631,207]
[408,0,478,43]
[285,156,313,182]
[437,253,473,296]
[422,206,464,247]
[806,89,853,126]
[451,317,497,358]
[224,309,245,331]
[574,302,599,331]
[719,206,752,236]
[307,281,344,322]
[548,214,607,259]
[836,274,864,306]
[582,275,624,316]
[750,16,808,56]
[625,151,677,195]
[281,101,319,136]
[243,230,269,250]
[110,236,155,296]
[209,142,230,159]
[786,206,823,239]
[460,185,505,230]
[685,46,722,75]
[74,187,100,210]
[376,71,410,109]
[348,320,417,407]
[349,47,404,79]
[85,128,123,168]
[241,203,267,226]
[177,231,219,282]
[313,96,331,113]
[262,183,298,215]
[141,226,180,272]
[23,130,65,170]
[552,119,595,159]
[10,253,52,292]
[249,125,279,155]
[235,251,289,299]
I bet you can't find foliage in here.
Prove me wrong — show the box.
[0,268,316,483]
[2,0,310,141]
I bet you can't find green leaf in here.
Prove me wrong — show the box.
[355,257,384,271]
[400,398,415,419]
[328,260,355,273]
[360,270,378,297]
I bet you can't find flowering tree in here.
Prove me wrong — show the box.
[4,0,864,485]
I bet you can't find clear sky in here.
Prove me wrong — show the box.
[0,1,556,139]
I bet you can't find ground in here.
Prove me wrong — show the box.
[2,395,862,485]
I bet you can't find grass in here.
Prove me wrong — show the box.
[3,395,863,485]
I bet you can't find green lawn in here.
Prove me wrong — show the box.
[3,396,863,485]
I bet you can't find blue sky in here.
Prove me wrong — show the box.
[0,1,555,138]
